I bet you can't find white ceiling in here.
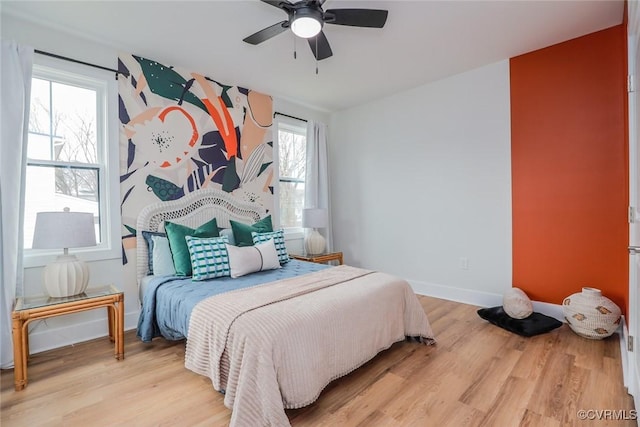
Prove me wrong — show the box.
[2,0,624,112]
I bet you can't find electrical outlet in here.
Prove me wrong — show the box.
[459,257,469,270]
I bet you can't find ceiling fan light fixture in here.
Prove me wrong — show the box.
[291,8,323,38]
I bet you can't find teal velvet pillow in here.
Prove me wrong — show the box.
[230,215,273,247]
[165,218,219,276]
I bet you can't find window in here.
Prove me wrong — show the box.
[23,59,119,264]
[277,121,307,229]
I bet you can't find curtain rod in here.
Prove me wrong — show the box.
[274,111,307,123]
[34,49,129,79]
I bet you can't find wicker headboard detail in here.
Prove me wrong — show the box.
[136,188,267,284]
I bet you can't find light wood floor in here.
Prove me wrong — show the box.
[1,296,635,426]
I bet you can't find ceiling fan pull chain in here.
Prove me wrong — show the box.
[293,34,297,59]
[315,37,319,75]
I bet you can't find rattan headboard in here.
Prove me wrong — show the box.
[136,188,267,284]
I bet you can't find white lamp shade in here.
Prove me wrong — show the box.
[302,208,328,229]
[32,208,96,297]
[32,209,97,250]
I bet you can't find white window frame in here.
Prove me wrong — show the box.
[23,56,120,267]
[273,117,307,239]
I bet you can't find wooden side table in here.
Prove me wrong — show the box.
[11,285,124,391]
[290,251,344,265]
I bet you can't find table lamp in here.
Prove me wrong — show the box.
[32,207,97,297]
[302,208,328,255]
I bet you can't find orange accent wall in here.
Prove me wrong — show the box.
[510,24,628,313]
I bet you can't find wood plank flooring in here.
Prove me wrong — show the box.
[1,296,635,426]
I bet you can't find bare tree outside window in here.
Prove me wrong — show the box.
[278,124,306,228]
[28,80,99,201]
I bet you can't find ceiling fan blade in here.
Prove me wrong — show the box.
[260,0,292,9]
[308,31,333,60]
[324,9,388,28]
[243,21,289,45]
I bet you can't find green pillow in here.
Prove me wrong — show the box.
[165,218,219,276]
[230,215,273,247]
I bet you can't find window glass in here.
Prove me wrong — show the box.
[278,122,306,228]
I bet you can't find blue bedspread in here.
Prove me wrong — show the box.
[137,260,329,342]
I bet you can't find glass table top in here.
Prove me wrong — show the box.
[15,285,120,311]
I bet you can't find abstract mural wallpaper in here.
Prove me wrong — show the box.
[118,54,274,263]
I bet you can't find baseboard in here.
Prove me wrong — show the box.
[619,317,640,414]
[27,310,140,356]
[620,317,629,389]
[631,341,640,419]
[407,278,564,322]
[531,300,564,322]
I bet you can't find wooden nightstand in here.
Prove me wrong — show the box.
[11,285,124,391]
[290,251,344,265]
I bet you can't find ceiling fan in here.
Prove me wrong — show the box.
[243,0,389,61]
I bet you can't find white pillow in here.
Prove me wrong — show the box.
[226,240,281,278]
[151,235,176,276]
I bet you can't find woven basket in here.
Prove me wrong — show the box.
[562,287,621,339]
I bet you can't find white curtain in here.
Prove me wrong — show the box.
[304,120,333,251]
[1,41,33,368]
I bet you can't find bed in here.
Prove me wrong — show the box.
[136,188,435,427]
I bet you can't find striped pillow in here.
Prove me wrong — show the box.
[185,235,230,280]
[251,229,290,264]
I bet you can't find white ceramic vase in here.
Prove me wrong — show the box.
[42,254,90,298]
[305,229,326,255]
[503,287,533,319]
[562,287,621,339]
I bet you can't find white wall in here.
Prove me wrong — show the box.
[329,60,513,306]
[3,12,329,354]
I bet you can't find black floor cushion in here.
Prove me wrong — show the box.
[477,306,563,337]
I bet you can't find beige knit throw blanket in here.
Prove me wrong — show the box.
[185,265,435,427]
